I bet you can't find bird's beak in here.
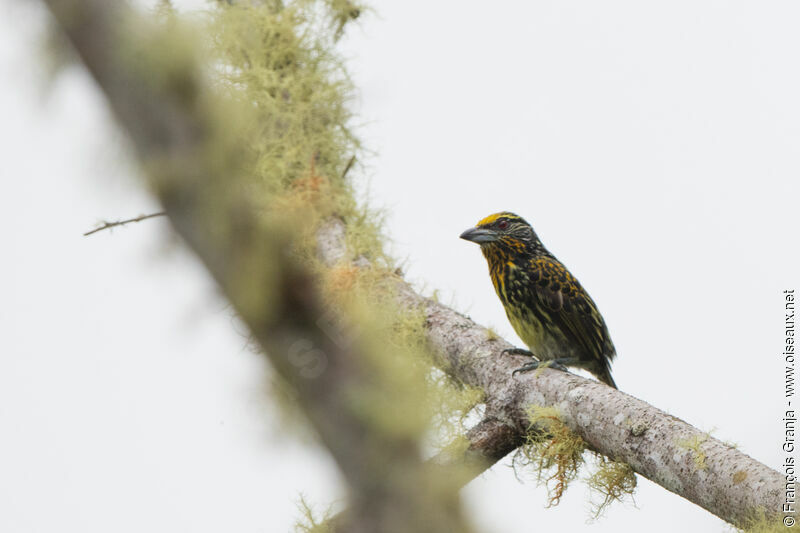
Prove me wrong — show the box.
[460,227,498,244]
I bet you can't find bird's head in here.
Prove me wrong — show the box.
[459,212,537,251]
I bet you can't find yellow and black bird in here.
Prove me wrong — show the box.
[460,212,617,388]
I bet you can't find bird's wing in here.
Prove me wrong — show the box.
[529,257,615,362]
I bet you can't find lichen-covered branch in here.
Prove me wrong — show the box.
[320,217,784,528]
[430,416,526,488]
[420,284,784,527]
[43,2,470,532]
[45,0,782,529]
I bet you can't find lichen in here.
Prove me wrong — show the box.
[586,456,637,519]
[294,494,335,533]
[194,2,484,525]
[737,507,789,533]
[515,405,587,506]
[93,0,491,525]
[515,406,637,517]
[677,432,711,471]
[325,269,483,442]
[208,1,385,256]
[323,0,365,40]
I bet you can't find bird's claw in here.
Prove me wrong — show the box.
[512,360,541,377]
[512,359,569,377]
[501,347,536,358]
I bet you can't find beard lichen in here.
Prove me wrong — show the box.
[515,405,586,507]
[294,494,335,533]
[515,405,637,518]
[316,263,484,443]
[586,455,637,519]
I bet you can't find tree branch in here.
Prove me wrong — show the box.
[45,0,783,528]
[83,212,166,236]
[44,2,470,532]
[430,416,526,488]
[319,217,784,528]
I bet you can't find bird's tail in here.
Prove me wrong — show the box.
[597,367,617,389]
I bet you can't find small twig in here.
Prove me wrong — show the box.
[83,212,166,236]
[83,157,353,238]
[341,155,356,180]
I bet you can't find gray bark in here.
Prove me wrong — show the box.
[44,0,783,527]
[320,217,785,527]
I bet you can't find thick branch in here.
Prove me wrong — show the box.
[44,2,469,532]
[46,0,783,527]
[430,416,526,488]
[320,218,784,527]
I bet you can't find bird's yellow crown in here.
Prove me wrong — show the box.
[476,212,524,227]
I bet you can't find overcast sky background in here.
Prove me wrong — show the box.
[1,1,798,531]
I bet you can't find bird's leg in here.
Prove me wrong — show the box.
[512,356,580,377]
[501,347,537,358]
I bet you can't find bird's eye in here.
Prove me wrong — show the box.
[497,219,509,230]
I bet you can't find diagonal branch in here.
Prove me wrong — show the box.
[44,2,470,532]
[319,217,784,528]
[46,0,783,528]
[430,416,526,488]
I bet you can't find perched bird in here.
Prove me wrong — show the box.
[460,212,617,388]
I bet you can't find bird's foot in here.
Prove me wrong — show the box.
[502,347,536,358]
[512,357,576,377]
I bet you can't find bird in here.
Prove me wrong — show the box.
[460,212,617,388]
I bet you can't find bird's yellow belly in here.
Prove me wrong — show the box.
[505,307,561,360]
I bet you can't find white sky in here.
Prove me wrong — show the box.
[1,1,798,532]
